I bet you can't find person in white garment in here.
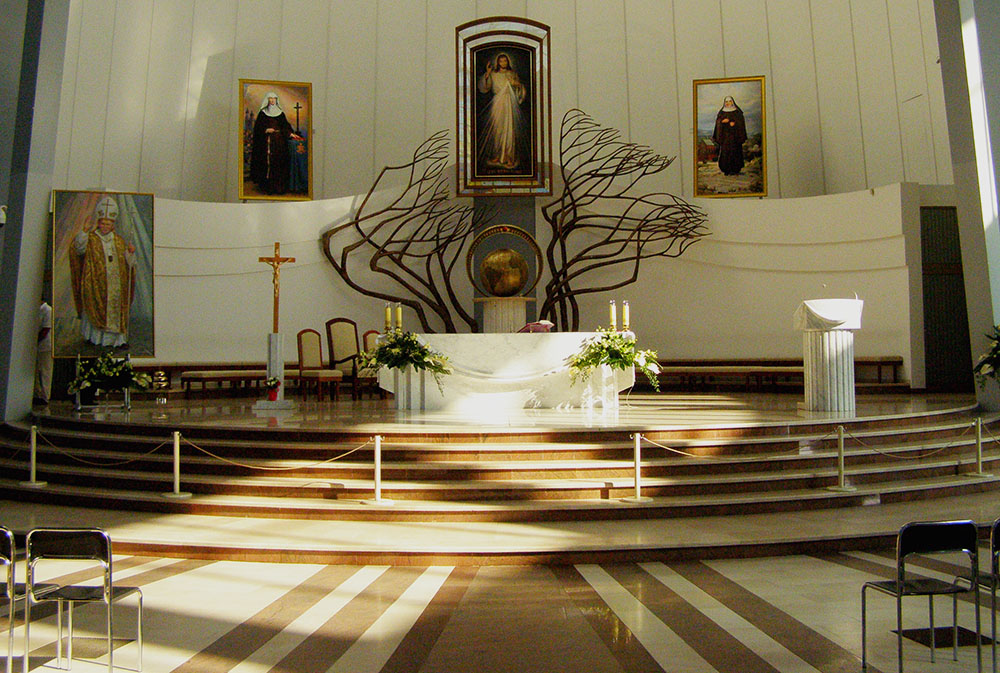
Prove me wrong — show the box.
[476,52,528,171]
[34,300,52,402]
[70,196,135,348]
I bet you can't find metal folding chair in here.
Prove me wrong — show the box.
[974,517,1000,673]
[1,527,20,673]
[24,528,142,673]
[862,519,982,673]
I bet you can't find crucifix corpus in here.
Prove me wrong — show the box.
[259,242,295,333]
[254,242,297,410]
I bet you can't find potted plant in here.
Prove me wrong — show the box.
[974,324,1000,388]
[262,377,282,401]
[68,351,152,407]
[568,327,660,391]
[358,330,451,394]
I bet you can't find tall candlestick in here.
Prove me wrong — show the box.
[623,301,630,331]
[609,300,617,330]
[396,303,403,331]
[384,303,392,332]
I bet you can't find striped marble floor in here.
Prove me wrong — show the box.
[8,549,991,673]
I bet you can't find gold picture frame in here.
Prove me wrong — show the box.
[693,75,766,198]
[51,190,155,358]
[456,17,552,197]
[238,79,313,201]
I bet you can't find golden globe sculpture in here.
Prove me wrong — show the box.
[479,248,529,297]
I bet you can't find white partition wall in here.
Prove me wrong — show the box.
[49,1,952,203]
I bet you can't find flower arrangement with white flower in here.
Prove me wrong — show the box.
[568,327,660,391]
[68,351,151,395]
[358,330,451,389]
[974,325,1000,388]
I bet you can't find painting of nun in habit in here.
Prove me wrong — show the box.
[474,46,533,178]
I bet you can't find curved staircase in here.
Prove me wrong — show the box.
[2,397,999,525]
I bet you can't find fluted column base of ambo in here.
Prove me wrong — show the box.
[478,297,531,333]
[802,330,856,413]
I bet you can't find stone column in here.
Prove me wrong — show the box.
[794,299,864,414]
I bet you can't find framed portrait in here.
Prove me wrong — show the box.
[693,76,766,198]
[51,190,155,358]
[238,79,312,201]
[456,17,551,197]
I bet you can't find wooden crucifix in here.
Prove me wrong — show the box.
[259,242,295,333]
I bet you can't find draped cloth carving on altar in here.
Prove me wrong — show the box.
[378,333,635,412]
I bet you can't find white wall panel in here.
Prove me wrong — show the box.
[180,0,237,203]
[137,0,195,199]
[52,0,83,189]
[624,1,682,195]
[919,0,953,185]
[765,0,823,197]
[672,1,724,198]
[374,0,427,171]
[426,1,473,144]
[476,0,528,17]
[528,0,578,171]
[887,1,937,185]
[323,0,377,198]
[229,0,283,201]
[851,0,903,189]
[65,0,115,190]
[576,0,628,136]
[101,0,153,193]
[810,0,866,194]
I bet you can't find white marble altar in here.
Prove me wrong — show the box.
[379,333,635,412]
[794,299,864,413]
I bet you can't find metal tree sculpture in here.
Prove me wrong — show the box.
[540,109,709,331]
[320,131,491,332]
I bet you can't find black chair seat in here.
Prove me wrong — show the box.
[867,577,973,596]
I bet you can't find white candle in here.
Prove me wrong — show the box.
[396,303,403,331]
[623,301,630,331]
[384,303,392,332]
[609,300,617,330]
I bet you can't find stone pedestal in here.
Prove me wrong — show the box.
[393,366,427,411]
[476,297,533,333]
[254,332,296,411]
[794,299,864,414]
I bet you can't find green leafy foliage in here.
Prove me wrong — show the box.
[68,351,152,394]
[974,324,1000,388]
[568,327,660,391]
[358,330,451,388]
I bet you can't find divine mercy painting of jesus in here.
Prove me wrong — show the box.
[455,17,551,197]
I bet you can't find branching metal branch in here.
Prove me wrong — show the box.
[540,109,709,330]
[321,131,490,332]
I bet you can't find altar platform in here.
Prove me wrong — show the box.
[3,391,1000,565]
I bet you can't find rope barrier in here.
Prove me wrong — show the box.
[639,429,837,460]
[840,422,974,461]
[180,436,372,471]
[33,427,170,466]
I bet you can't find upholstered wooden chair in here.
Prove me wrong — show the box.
[359,329,385,399]
[296,328,342,401]
[325,318,361,400]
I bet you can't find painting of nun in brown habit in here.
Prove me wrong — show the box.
[239,79,312,201]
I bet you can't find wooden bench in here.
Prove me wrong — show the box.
[178,367,300,398]
[654,356,906,392]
